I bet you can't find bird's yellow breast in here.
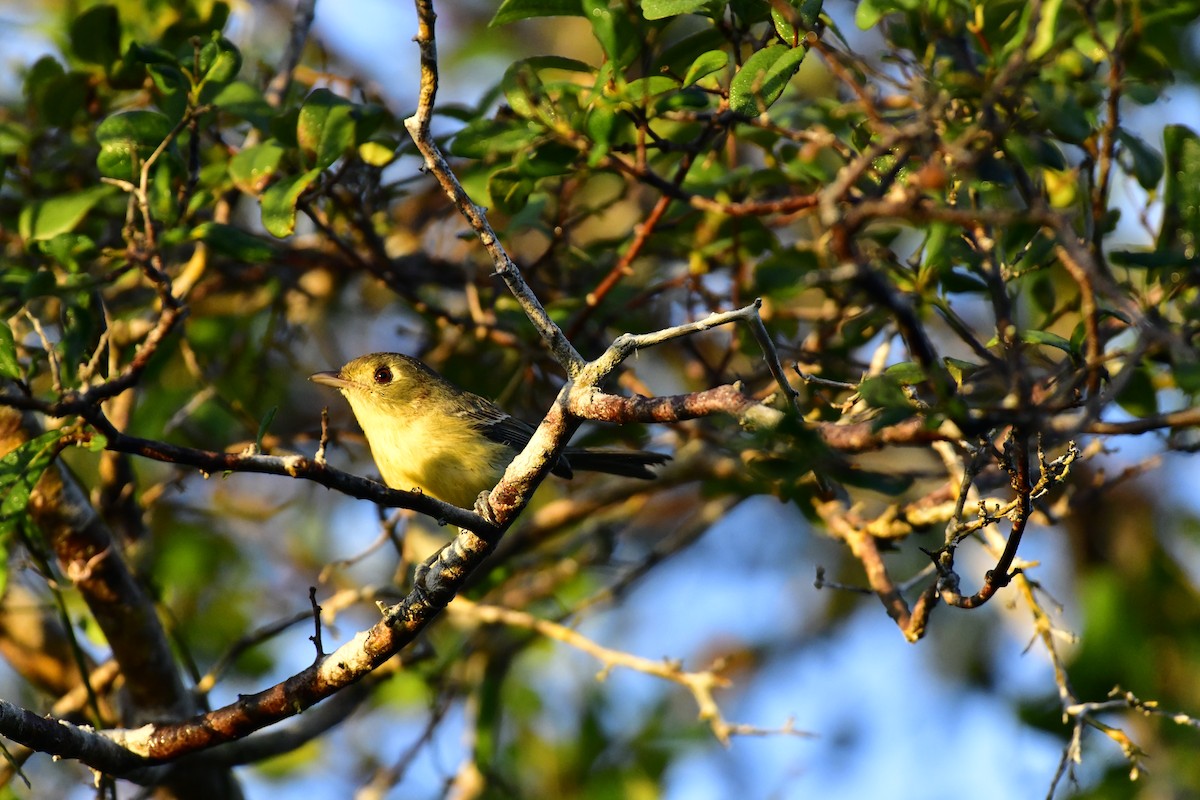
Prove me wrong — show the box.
[346,393,511,508]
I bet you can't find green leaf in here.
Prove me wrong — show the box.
[855,0,913,29]
[451,118,539,158]
[487,167,534,215]
[358,140,396,167]
[754,249,819,299]
[297,89,356,170]
[583,0,637,69]
[1005,135,1066,171]
[261,168,322,237]
[1027,0,1065,60]
[683,50,728,86]
[0,121,29,156]
[191,222,276,262]
[256,407,277,453]
[35,233,98,273]
[147,60,188,96]
[729,0,771,24]
[491,0,583,25]
[353,104,388,143]
[643,0,709,19]
[1158,125,1200,256]
[657,27,726,76]
[884,361,927,384]
[621,75,681,103]
[501,60,547,120]
[943,357,980,389]
[1013,329,1075,354]
[1118,130,1164,191]
[584,104,616,163]
[209,81,272,130]
[125,42,178,67]
[18,185,116,242]
[771,0,823,42]
[729,44,808,117]
[1108,249,1192,270]
[229,140,286,194]
[1029,273,1057,318]
[0,322,18,379]
[0,431,63,541]
[857,374,913,410]
[158,0,231,50]
[1031,84,1091,144]
[794,0,823,28]
[1174,362,1200,395]
[197,34,242,93]
[96,109,174,181]
[515,142,578,179]
[44,73,91,127]
[1115,364,1158,418]
[23,55,65,105]
[69,4,121,68]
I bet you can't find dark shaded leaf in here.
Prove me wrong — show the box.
[1115,364,1158,418]
[96,109,174,181]
[69,4,121,68]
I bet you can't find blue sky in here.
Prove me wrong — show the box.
[5,1,1199,797]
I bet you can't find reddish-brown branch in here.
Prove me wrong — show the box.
[569,190,673,339]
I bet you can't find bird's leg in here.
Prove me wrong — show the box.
[473,490,500,527]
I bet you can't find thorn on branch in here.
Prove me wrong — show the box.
[315,407,331,465]
[308,587,324,659]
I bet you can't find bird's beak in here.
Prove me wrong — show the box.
[310,370,349,390]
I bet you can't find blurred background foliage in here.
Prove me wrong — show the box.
[3,0,1200,797]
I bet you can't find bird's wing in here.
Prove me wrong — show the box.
[454,391,573,478]
[458,394,533,449]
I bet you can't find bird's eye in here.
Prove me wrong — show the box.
[373,366,393,385]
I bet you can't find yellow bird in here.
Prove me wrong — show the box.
[311,352,669,508]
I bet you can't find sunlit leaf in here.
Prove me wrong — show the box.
[643,0,709,20]
[0,431,63,540]
[297,89,356,170]
[18,185,116,242]
[490,0,583,25]
[729,44,808,117]
[683,50,728,86]
[229,140,286,195]
[0,322,18,379]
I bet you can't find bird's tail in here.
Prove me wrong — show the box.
[563,449,670,479]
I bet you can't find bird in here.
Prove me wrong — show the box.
[310,352,669,509]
